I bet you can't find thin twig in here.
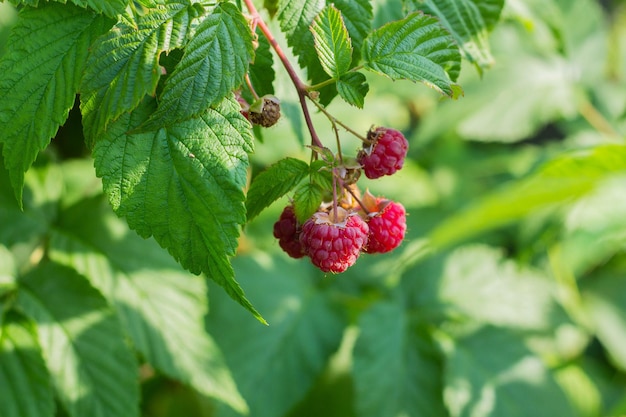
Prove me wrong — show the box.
[309,99,368,142]
[243,0,325,149]
[245,73,260,100]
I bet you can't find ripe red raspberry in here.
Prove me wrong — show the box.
[273,205,305,259]
[357,127,408,179]
[363,198,406,254]
[299,209,369,273]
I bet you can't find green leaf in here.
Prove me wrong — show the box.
[48,195,247,413]
[17,262,139,417]
[352,302,447,417]
[0,313,55,417]
[293,181,324,223]
[277,0,325,69]
[0,245,16,292]
[248,30,275,97]
[93,95,263,323]
[0,4,111,205]
[208,254,346,417]
[440,326,576,417]
[406,0,504,72]
[429,144,626,250]
[583,272,626,371]
[264,0,279,18]
[0,153,63,247]
[80,2,200,143]
[332,0,372,64]
[336,72,369,108]
[142,2,254,129]
[437,245,569,330]
[554,176,626,277]
[310,5,353,79]
[361,12,462,97]
[246,158,310,221]
[6,0,127,18]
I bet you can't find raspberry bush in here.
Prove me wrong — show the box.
[2,0,626,416]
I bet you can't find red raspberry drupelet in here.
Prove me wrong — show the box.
[299,210,369,273]
[273,205,306,258]
[364,199,406,254]
[357,127,409,179]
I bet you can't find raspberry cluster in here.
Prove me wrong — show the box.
[273,127,409,274]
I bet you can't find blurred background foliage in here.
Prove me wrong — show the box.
[3,0,626,415]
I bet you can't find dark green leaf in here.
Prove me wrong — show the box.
[93,95,263,322]
[310,5,353,78]
[248,30,275,97]
[353,302,447,417]
[0,4,111,205]
[277,0,325,71]
[406,0,504,72]
[362,12,462,97]
[48,195,247,413]
[246,158,310,221]
[293,182,324,223]
[17,262,139,417]
[441,326,576,416]
[6,0,126,18]
[81,2,200,143]
[0,153,63,247]
[277,0,330,97]
[208,254,346,417]
[143,2,254,129]
[0,314,54,417]
[336,72,369,108]
[264,0,279,18]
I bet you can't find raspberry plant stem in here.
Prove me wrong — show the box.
[245,73,260,100]
[243,0,325,149]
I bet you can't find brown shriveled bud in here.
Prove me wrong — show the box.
[249,95,281,127]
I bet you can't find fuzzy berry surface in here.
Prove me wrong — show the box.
[273,205,305,258]
[357,127,408,179]
[364,200,406,254]
[300,214,369,273]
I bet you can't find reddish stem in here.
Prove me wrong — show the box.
[243,0,324,149]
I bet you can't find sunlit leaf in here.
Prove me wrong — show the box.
[93,95,262,322]
[310,5,352,78]
[362,12,462,97]
[0,314,54,417]
[208,254,346,417]
[0,4,111,205]
[17,262,139,417]
[143,2,254,129]
[48,195,248,413]
[81,2,201,143]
